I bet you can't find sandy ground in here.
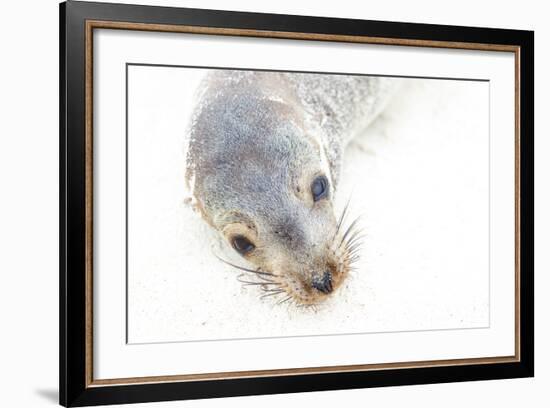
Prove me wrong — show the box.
[127,67,489,344]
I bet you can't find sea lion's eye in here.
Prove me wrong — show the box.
[232,235,255,255]
[311,175,329,202]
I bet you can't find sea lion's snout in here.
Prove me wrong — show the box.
[312,270,333,294]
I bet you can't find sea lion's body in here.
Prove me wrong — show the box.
[185,70,395,305]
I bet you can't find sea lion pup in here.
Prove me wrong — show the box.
[185,70,396,305]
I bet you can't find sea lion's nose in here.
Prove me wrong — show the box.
[312,270,333,294]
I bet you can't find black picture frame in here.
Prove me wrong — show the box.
[60,1,534,406]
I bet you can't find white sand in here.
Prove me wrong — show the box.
[127,66,489,344]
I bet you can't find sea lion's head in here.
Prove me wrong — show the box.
[186,76,360,305]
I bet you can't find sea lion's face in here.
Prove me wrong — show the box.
[188,88,358,305]
[217,164,354,305]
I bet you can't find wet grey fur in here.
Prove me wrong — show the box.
[186,70,395,226]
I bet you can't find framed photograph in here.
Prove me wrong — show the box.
[59,1,534,406]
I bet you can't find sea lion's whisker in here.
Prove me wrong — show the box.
[256,275,278,284]
[262,287,285,293]
[339,216,362,247]
[344,224,363,239]
[346,240,365,254]
[346,236,365,252]
[296,302,315,309]
[344,247,362,258]
[346,232,365,244]
[215,255,275,277]
[236,273,275,284]
[344,231,365,250]
[260,291,285,299]
[343,223,361,242]
[277,296,293,305]
[346,248,363,259]
[346,249,361,258]
[238,280,277,286]
[346,250,363,263]
[248,282,275,287]
[341,235,364,260]
[346,256,361,266]
[333,196,353,241]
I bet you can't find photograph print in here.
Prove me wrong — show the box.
[127,66,490,344]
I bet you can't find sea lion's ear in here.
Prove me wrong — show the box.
[183,195,200,213]
[184,194,215,227]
